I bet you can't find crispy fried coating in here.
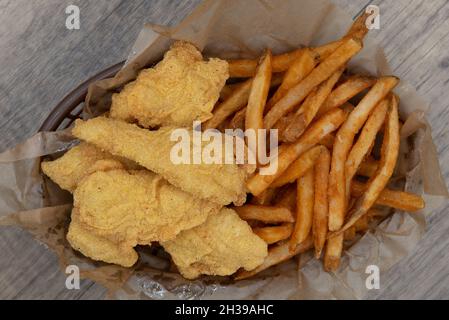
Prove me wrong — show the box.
[161,208,268,279]
[67,212,138,267]
[41,143,136,192]
[110,41,229,127]
[72,117,249,206]
[74,169,221,246]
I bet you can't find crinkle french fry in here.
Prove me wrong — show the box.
[264,38,362,129]
[335,94,400,235]
[253,224,293,244]
[289,168,314,251]
[317,75,376,117]
[328,77,399,231]
[247,108,348,196]
[313,148,331,258]
[234,237,313,280]
[271,145,325,188]
[234,205,294,223]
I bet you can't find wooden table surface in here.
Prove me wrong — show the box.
[0,0,448,300]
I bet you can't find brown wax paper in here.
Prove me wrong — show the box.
[1,0,448,299]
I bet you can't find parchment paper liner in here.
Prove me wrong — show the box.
[0,0,447,299]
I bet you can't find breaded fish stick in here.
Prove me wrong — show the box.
[72,117,249,206]
[161,208,268,279]
[74,170,221,246]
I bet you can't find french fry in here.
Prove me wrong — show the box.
[343,227,357,241]
[274,185,297,212]
[323,233,344,272]
[245,50,272,159]
[345,98,389,198]
[251,187,277,205]
[317,75,376,117]
[281,67,344,142]
[335,94,400,235]
[271,145,325,188]
[328,76,399,231]
[234,237,313,280]
[289,168,314,251]
[357,157,379,177]
[350,180,425,212]
[220,73,284,102]
[265,49,319,112]
[234,205,294,223]
[313,148,331,258]
[229,107,246,130]
[228,11,369,78]
[228,48,304,78]
[253,224,294,244]
[247,108,348,196]
[205,79,253,129]
[264,38,362,129]
[319,133,335,149]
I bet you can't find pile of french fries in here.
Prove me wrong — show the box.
[204,12,425,279]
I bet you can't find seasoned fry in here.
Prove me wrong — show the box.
[229,107,246,130]
[345,98,389,198]
[264,38,362,129]
[245,50,272,158]
[274,185,297,212]
[271,145,325,188]
[323,233,344,272]
[313,148,331,258]
[357,158,379,177]
[317,75,376,117]
[350,180,424,212]
[319,133,335,149]
[251,187,277,205]
[346,10,371,40]
[247,108,348,196]
[253,224,294,244]
[336,94,400,235]
[328,76,399,231]
[234,205,294,223]
[234,237,313,280]
[266,49,318,112]
[281,68,344,142]
[343,227,356,241]
[228,48,304,78]
[289,169,314,251]
[205,79,252,129]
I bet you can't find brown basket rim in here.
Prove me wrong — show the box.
[38,61,125,132]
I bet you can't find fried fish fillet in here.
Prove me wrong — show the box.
[110,41,229,127]
[161,208,268,279]
[67,212,138,267]
[41,142,139,192]
[72,117,249,206]
[74,169,221,246]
